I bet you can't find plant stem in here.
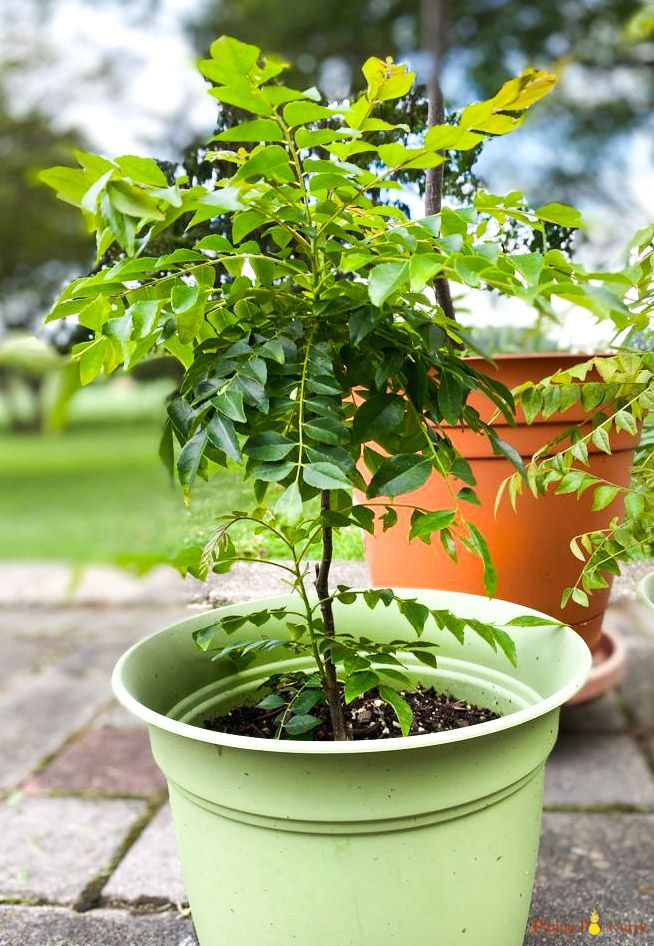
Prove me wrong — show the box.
[421,0,459,336]
[314,490,349,740]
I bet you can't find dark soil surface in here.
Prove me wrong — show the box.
[204,684,501,741]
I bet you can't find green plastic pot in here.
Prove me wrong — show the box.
[112,589,590,946]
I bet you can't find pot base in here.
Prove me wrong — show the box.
[565,629,626,705]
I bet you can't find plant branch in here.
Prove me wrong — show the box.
[314,490,349,740]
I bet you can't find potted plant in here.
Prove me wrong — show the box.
[357,108,648,676]
[42,38,592,946]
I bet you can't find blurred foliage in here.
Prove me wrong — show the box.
[0,98,92,331]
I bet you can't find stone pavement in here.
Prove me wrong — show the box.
[0,562,652,945]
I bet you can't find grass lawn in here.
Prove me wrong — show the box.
[0,400,363,565]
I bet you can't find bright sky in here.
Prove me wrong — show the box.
[1,0,215,156]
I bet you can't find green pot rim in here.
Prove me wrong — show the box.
[112,587,591,756]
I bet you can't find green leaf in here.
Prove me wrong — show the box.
[353,394,404,442]
[571,587,590,607]
[213,119,284,142]
[257,693,286,710]
[438,372,467,423]
[177,430,207,495]
[171,282,200,313]
[511,252,544,286]
[397,599,430,636]
[344,670,380,703]
[188,187,247,227]
[276,481,303,523]
[368,454,431,498]
[491,627,518,667]
[115,155,168,187]
[233,209,266,243]
[368,261,409,307]
[591,426,611,454]
[303,462,351,490]
[466,523,497,596]
[159,420,175,481]
[213,389,246,423]
[624,491,645,519]
[78,338,108,386]
[505,615,563,627]
[39,165,94,207]
[424,124,483,151]
[244,432,294,461]
[207,414,241,462]
[591,484,620,511]
[534,202,583,228]
[378,685,413,736]
[129,300,159,337]
[409,509,456,543]
[282,100,332,126]
[234,145,292,182]
[361,57,415,102]
[284,714,321,735]
[615,410,638,436]
[409,253,444,292]
[106,181,162,219]
[203,36,260,83]
[252,460,294,482]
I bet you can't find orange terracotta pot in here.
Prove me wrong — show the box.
[360,353,639,651]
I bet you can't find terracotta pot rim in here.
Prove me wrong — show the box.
[465,351,605,367]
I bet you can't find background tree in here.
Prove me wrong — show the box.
[192,0,654,219]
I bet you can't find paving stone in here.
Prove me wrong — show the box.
[0,668,110,791]
[559,691,628,734]
[619,638,654,733]
[0,906,198,946]
[93,700,142,729]
[604,597,654,640]
[527,812,654,944]
[0,638,68,695]
[0,564,195,608]
[0,606,191,643]
[25,728,165,797]
[104,805,186,906]
[0,797,146,905]
[544,733,654,807]
[200,559,370,605]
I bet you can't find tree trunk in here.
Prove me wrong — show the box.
[421,0,458,332]
[314,490,349,740]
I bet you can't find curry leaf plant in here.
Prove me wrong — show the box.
[499,233,654,610]
[41,37,626,740]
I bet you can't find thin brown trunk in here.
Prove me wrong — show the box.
[314,490,349,740]
[421,0,459,336]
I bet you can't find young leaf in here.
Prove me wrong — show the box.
[344,670,380,703]
[368,261,409,307]
[378,686,413,736]
[409,509,456,543]
[591,484,620,511]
